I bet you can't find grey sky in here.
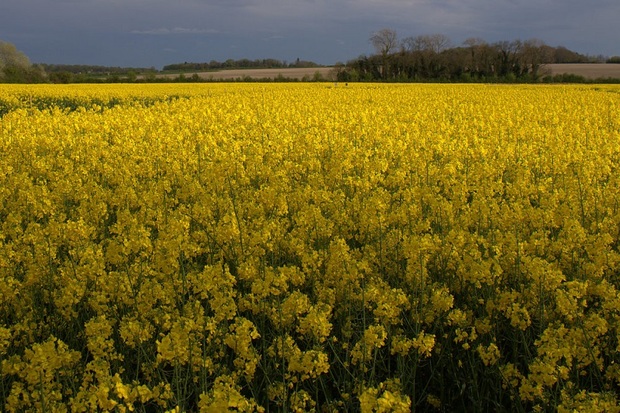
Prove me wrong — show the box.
[1,0,618,68]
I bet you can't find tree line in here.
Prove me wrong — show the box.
[335,29,617,82]
[162,58,321,72]
[0,40,324,83]
[1,37,618,84]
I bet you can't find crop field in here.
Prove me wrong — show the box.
[156,67,336,81]
[1,83,620,412]
[545,64,620,80]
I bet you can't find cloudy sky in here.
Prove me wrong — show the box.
[1,0,618,69]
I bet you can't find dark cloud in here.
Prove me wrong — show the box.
[1,0,618,68]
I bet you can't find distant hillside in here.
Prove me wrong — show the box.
[40,64,157,75]
[162,58,322,72]
[152,67,336,81]
[545,63,620,80]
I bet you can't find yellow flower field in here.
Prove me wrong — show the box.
[1,83,620,412]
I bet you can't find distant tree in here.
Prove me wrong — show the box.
[143,71,157,82]
[370,28,398,56]
[0,40,45,82]
[340,35,604,82]
[49,71,74,84]
[440,46,470,80]
[423,34,451,54]
[463,37,487,75]
[126,70,138,82]
[400,34,451,78]
[494,40,523,76]
[370,29,398,78]
[520,38,554,80]
[553,46,588,63]
[0,41,30,68]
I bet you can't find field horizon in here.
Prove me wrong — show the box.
[149,63,620,81]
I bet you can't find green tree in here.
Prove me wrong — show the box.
[0,41,30,68]
[0,40,45,83]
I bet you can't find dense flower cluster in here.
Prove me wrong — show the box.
[1,83,620,411]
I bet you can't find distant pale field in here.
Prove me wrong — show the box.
[158,67,337,80]
[156,64,620,81]
[545,63,620,79]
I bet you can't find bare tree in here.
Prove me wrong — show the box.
[521,38,554,80]
[494,40,523,77]
[370,29,398,79]
[463,37,486,48]
[401,36,421,53]
[426,34,451,54]
[462,37,491,76]
[402,34,450,54]
[399,34,451,78]
[463,37,485,64]
[370,29,398,56]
